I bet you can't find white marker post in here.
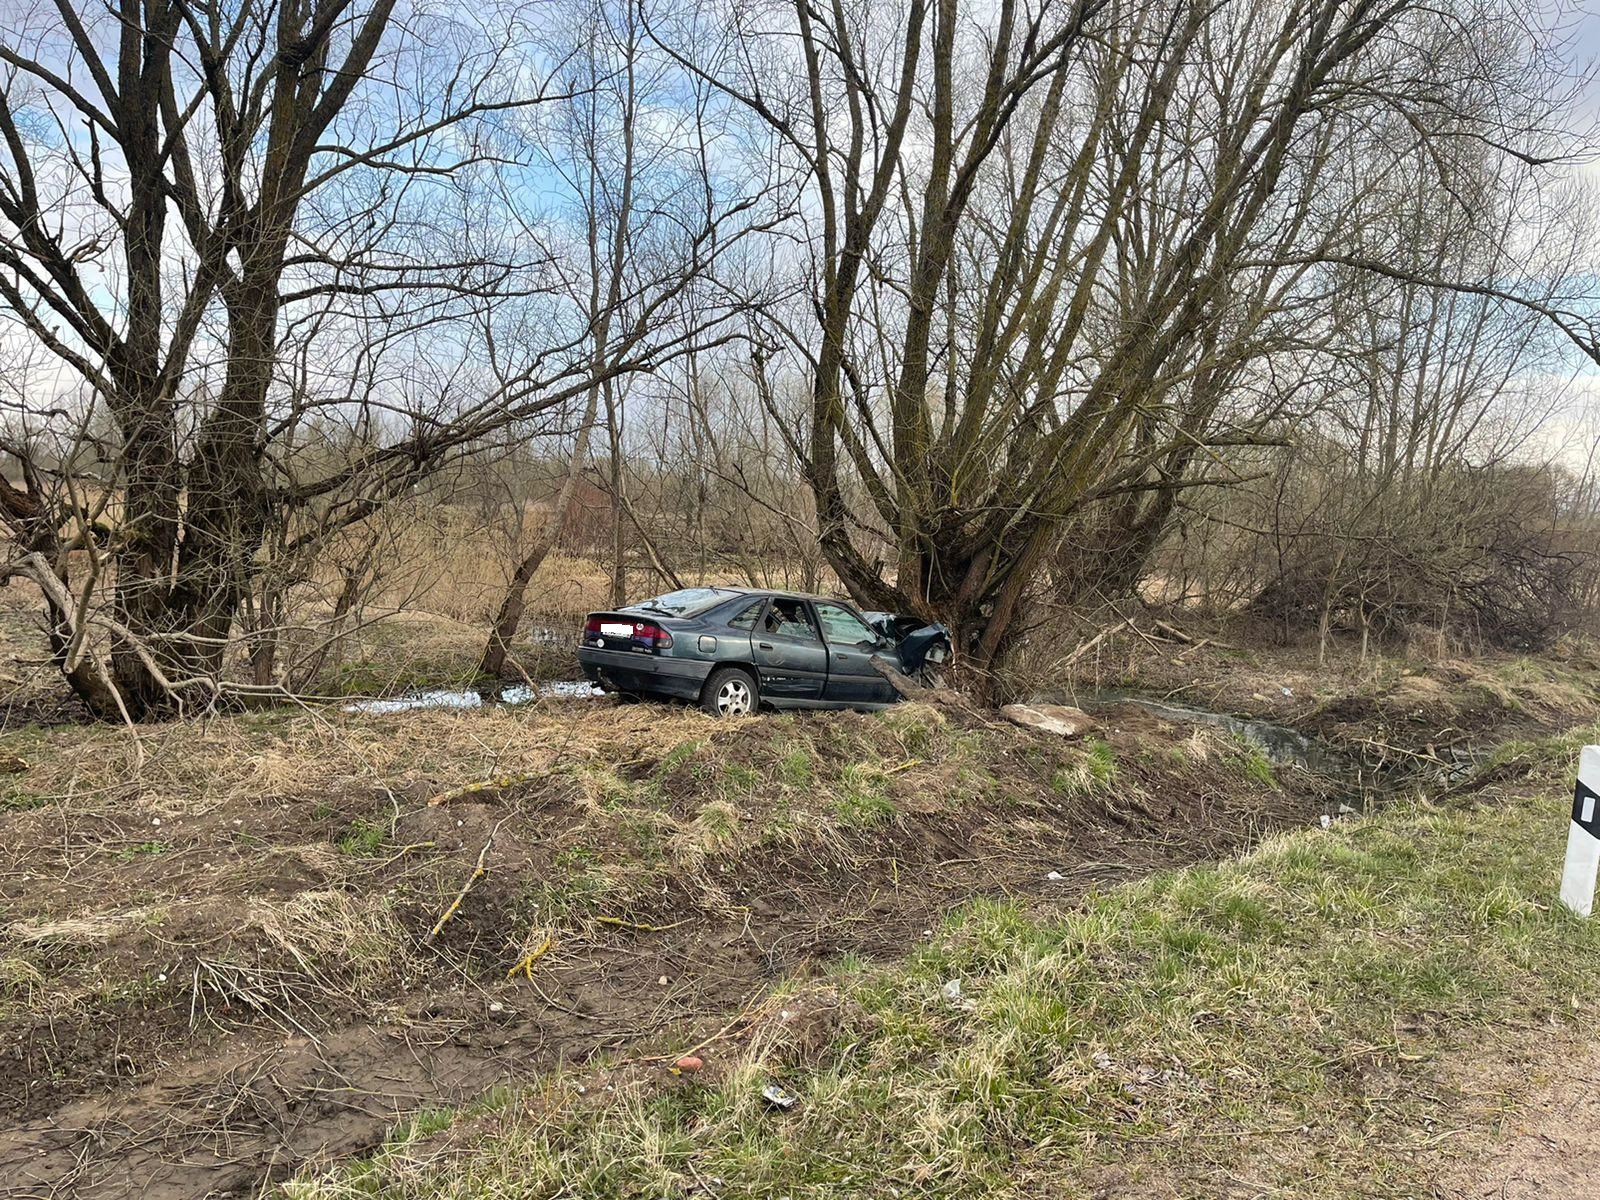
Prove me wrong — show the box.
[1560,746,1600,917]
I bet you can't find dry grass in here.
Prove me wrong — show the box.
[5,698,709,817]
[0,694,1296,1043]
[251,889,411,993]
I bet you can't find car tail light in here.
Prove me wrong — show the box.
[583,616,603,639]
[634,620,673,649]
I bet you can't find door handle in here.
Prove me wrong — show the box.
[758,641,773,650]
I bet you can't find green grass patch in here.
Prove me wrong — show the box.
[323,658,473,698]
[292,725,1600,1200]
[833,763,897,826]
[337,819,386,857]
[0,787,50,812]
[654,739,703,777]
[1052,736,1118,797]
[777,748,813,788]
[1234,738,1277,787]
[116,841,169,861]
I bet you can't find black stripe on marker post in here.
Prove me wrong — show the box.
[1573,778,1600,840]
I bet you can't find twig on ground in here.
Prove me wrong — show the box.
[632,991,773,1064]
[425,820,503,942]
[371,840,436,870]
[508,934,554,980]
[592,915,688,933]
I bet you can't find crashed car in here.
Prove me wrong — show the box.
[577,587,951,715]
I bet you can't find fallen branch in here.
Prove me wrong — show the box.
[425,820,503,943]
[426,774,541,807]
[1061,617,1136,668]
[868,654,968,707]
[507,934,554,980]
[592,915,687,933]
[1152,619,1195,644]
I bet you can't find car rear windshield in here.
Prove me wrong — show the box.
[632,588,737,617]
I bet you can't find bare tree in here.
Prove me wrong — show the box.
[477,0,783,676]
[0,0,543,714]
[669,0,1585,691]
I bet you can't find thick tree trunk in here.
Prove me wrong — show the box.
[171,276,279,688]
[106,401,185,715]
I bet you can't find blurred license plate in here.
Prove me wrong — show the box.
[601,622,633,637]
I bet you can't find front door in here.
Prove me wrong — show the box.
[815,601,896,705]
[751,598,827,700]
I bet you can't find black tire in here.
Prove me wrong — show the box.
[700,666,759,717]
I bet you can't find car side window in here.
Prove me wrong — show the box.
[727,601,764,631]
[764,598,820,641]
[815,602,877,646]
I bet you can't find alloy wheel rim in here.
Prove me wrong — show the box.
[718,679,752,714]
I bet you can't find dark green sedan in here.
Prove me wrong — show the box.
[577,587,950,715]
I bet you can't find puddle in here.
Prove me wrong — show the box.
[1036,687,1408,819]
[343,680,603,714]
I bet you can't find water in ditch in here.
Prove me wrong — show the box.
[342,679,603,714]
[1039,687,1473,820]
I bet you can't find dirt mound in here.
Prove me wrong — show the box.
[0,699,1318,1199]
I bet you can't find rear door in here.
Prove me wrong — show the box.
[815,601,896,705]
[751,597,827,700]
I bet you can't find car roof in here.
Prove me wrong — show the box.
[708,586,852,606]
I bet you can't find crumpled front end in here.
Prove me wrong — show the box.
[863,611,951,673]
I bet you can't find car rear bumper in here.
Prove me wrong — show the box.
[577,646,712,701]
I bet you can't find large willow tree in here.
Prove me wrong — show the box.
[688,0,1573,685]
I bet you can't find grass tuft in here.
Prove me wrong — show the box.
[1052,736,1118,797]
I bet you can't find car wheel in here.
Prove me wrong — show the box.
[701,666,758,717]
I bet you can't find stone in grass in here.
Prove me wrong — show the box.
[999,703,1096,738]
